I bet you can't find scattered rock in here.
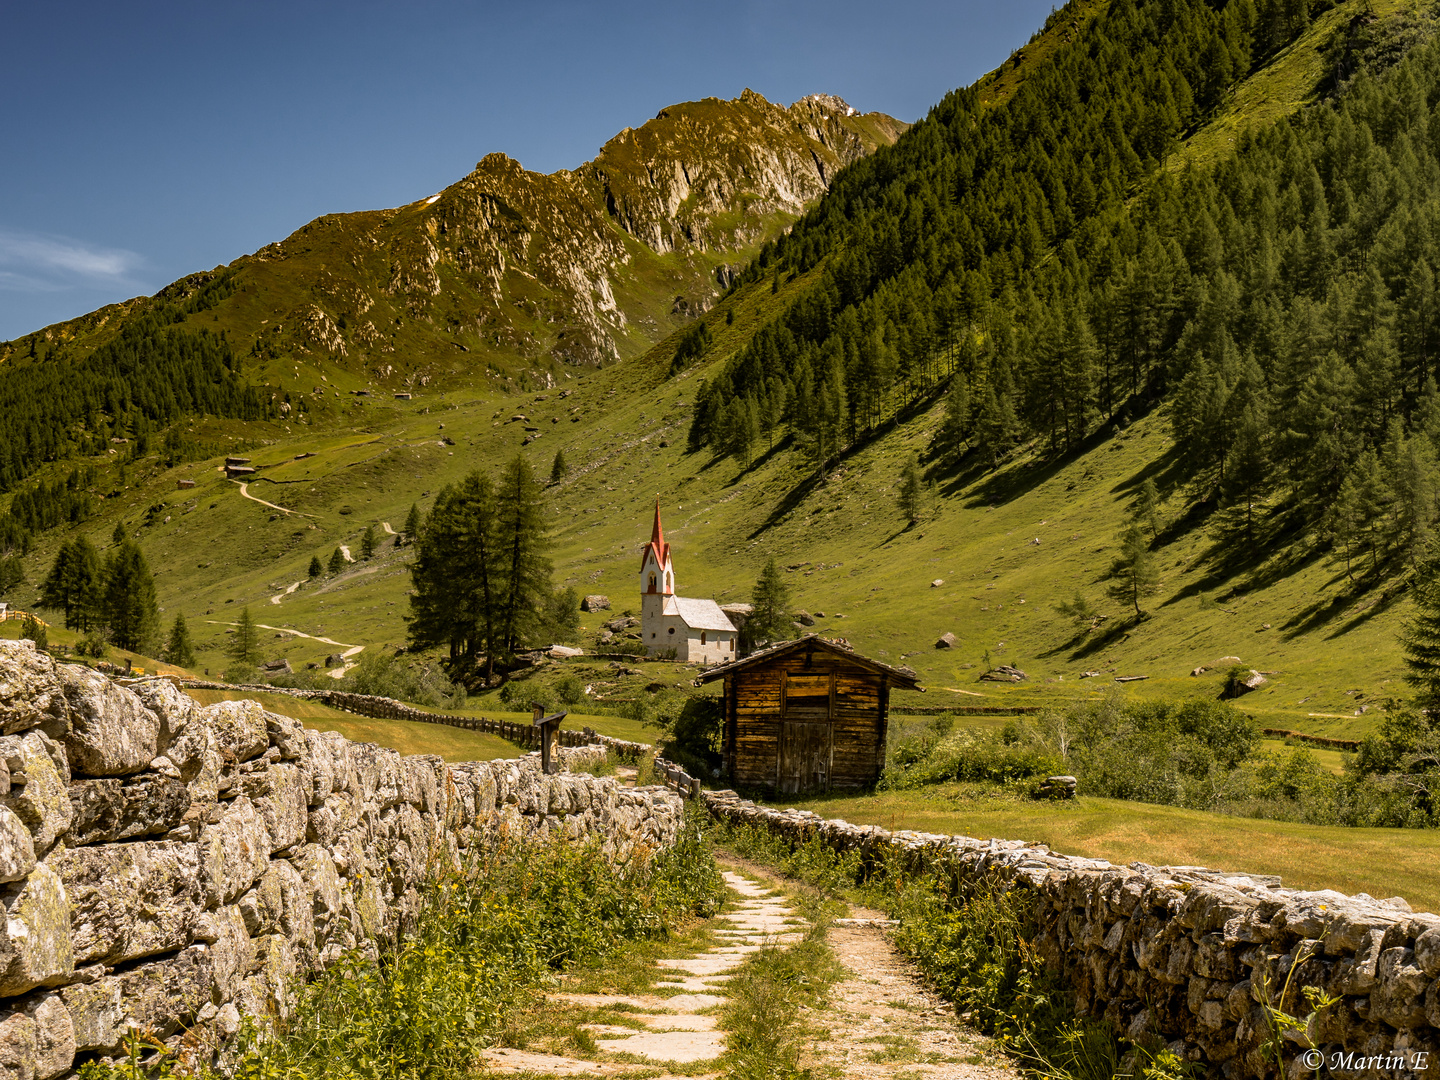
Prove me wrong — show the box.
[1079,670,1100,679]
[580,595,611,612]
[792,611,815,627]
[980,665,1027,682]
[930,579,944,588]
[1191,666,1208,676]
[260,659,293,675]
[325,655,343,668]
[1114,675,1148,683]
[1224,669,1268,698]
[604,616,640,632]
[1035,775,1077,800]
[935,633,956,649]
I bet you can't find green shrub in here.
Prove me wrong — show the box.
[21,615,47,653]
[340,650,466,709]
[76,630,107,659]
[554,674,585,705]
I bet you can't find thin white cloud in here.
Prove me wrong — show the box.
[0,229,145,292]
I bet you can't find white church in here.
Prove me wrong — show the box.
[639,501,738,663]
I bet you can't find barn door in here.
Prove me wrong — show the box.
[778,673,832,794]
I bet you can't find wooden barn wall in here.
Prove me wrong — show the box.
[727,652,890,789]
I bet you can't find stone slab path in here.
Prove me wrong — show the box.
[479,864,1016,1079]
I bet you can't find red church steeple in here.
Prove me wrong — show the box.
[639,499,673,594]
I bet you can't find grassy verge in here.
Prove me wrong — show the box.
[784,786,1440,913]
[709,816,1188,1080]
[85,805,726,1080]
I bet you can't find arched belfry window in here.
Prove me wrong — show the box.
[648,573,656,591]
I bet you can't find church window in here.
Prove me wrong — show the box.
[648,573,656,591]
[701,631,707,645]
[668,626,675,634]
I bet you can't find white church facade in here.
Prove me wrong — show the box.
[639,502,738,664]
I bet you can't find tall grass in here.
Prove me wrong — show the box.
[85,806,725,1080]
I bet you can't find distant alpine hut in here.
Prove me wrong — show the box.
[698,636,921,795]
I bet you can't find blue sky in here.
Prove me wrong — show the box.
[0,1,1054,341]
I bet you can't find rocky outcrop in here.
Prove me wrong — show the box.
[0,641,681,1077]
[703,791,1440,1077]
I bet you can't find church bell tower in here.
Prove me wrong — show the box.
[639,499,673,632]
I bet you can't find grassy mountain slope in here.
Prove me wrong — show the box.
[3,0,1435,746]
[0,91,903,390]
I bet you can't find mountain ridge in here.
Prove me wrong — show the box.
[1,91,904,384]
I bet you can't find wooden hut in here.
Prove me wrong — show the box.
[698,636,921,795]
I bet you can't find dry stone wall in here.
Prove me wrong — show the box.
[704,791,1440,1078]
[0,641,682,1079]
[176,680,652,759]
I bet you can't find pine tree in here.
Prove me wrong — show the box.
[0,554,22,598]
[495,455,552,656]
[165,612,196,667]
[308,555,323,578]
[1108,523,1160,618]
[937,375,971,459]
[550,449,568,483]
[403,502,422,545]
[360,525,377,560]
[897,456,926,524]
[230,607,260,666]
[1402,549,1440,710]
[1132,478,1161,538]
[328,548,344,575]
[39,537,102,631]
[101,540,159,653]
[111,521,125,546]
[748,557,794,645]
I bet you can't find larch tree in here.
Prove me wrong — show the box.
[897,456,926,524]
[1108,523,1159,619]
[230,607,260,666]
[1402,549,1440,710]
[747,557,794,646]
[165,612,196,667]
[101,540,159,653]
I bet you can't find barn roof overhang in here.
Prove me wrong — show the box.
[696,634,923,691]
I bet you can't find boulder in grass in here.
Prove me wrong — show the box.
[580,595,611,613]
[931,579,944,588]
[935,632,956,649]
[980,664,1027,682]
[1224,668,1268,698]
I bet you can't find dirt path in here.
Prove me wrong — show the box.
[338,544,355,562]
[482,869,795,1078]
[269,581,302,605]
[381,521,396,535]
[808,899,1014,1079]
[205,620,363,677]
[479,857,1013,1079]
[231,480,314,517]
